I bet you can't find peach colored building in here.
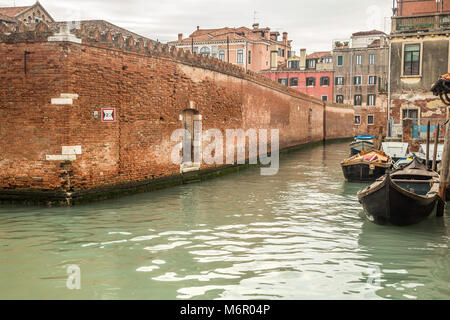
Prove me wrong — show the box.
[168,23,293,73]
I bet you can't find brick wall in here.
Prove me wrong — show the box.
[0,23,354,197]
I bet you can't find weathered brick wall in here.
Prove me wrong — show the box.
[324,103,355,139]
[0,24,354,195]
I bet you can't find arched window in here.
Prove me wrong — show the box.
[219,50,225,61]
[200,47,210,57]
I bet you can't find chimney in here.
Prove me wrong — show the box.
[299,49,306,71]
[178,33,183,41]
[253,23,259,29]
[283,32,288,44]
[265,28,270,40]
[197,26,200,31]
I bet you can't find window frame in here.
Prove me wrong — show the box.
[353,75,362,86]
[402,43,422,77]
[369,54,375,65]
[306,77,316,87]
[322,95,328,102]
[237,49,244,64]
[367,115,374,126]
[354,94,362,106]
[219,50,225,61]
[335,76,344,86]
[367,94,376,106]
[336,95,344,104]
[354,115,361,126]
[320,77,330,87]
[289,77,299,87]
[356,54,362,65]
[337,55,343,66]
[278,78,288,86]
[368,75,377,85]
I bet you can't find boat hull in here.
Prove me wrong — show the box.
[350,141,374,156]
[341,163,389,182]
[358,176,438,226]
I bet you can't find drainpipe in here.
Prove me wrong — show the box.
[387,39,392,137]
[245,41,248,71]
[349,50,353,106]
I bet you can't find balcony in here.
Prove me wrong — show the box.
[392,12,450,34]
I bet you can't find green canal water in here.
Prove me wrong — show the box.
[0,141,449,300]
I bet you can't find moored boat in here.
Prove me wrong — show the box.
[350,135,374,156]
[357,158,440,226]
[341,150,392,182]
[381,142,409,162]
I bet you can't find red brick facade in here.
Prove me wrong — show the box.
[396,0,450,16]
[259,71,334,102]
[0,23,354,202]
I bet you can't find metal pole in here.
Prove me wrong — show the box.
[227,36,230,64]
[433,123,440,172]
[387,39,392,137]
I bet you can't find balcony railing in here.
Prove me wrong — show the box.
[392,12,450,34]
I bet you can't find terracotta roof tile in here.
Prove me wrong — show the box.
[352,30,386,37]
[0,12,17,23]
[0,6,30,17]
[306,51,332,59]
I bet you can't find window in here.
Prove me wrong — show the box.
[288,60,299,69]
[336,95,344,104]
[306,77,316,87]
[192,47,198,54]
[289,77,298,87]
[354,95,362,106]
[237,49,243,63]
[278,78,288,86]
[200,47,210,57]
[337,56,343,66]
[320,77,330,86]
[402,109,419,120]
[367,94,376,106]
[248,50,251,64]
[322,57,332,63]
[355,115,361,125]
[404,44,420,76]
[356,54,362,65]
[368,115,374,125]
[369,54,375,65]
[307,59,316,69]
[353,76,362,85]
[219,50,225,61]
[335,77,344,85]
[211,46,218,58]
[322,96,328,102]
[368,76,377,85]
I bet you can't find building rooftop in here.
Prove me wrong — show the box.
[169,25,291,46]
[0,6,31,17]
[352,30,386,37]
[306,51,332,59]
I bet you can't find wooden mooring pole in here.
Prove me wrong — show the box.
[437,122,450,217]
[426,121,431,169]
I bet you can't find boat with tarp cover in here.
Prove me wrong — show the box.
[350,135,374,156]
[341,150,392,182]
[357,158,441,226]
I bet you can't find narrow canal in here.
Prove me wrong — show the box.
[0,141,448,300]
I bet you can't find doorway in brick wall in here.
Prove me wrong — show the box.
[181,109,202,173]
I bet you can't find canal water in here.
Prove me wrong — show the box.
[0,141,448,300]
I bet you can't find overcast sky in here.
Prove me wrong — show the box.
[2,0,394,53]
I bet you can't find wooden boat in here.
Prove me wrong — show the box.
[381,142,409,162]
[350,135,374,156]
[357,158,440,226]
[341,150,392,182]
